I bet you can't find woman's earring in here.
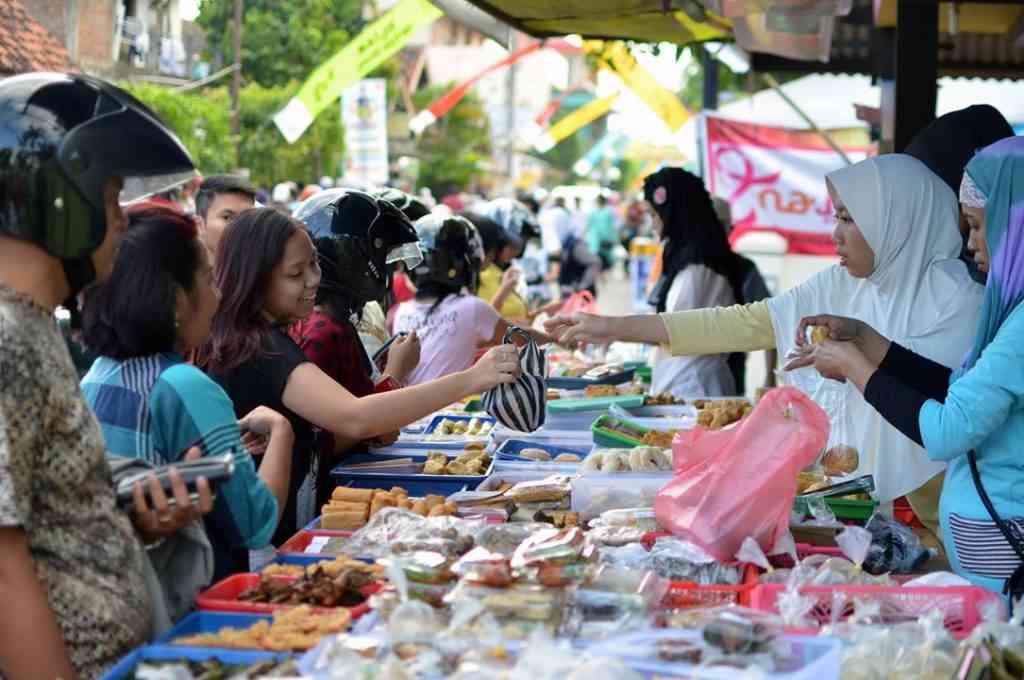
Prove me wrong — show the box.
[174,318,181,330]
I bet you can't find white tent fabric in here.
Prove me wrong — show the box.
[674,73,1024,157]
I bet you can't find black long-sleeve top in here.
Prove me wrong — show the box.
[863,342,953,446]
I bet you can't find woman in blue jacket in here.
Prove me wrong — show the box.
[787,135,1024,597]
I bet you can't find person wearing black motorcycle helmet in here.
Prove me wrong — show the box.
[289,189,423,506]
[0,72,212,680]
[393,214,553,385]
[375,187,430,305]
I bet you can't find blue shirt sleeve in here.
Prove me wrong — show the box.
[149,364,278,548]
[919,306,1024,461]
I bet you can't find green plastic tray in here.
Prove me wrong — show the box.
[794,496,879,521]
[591,414,650,448]
[548,395,644,413]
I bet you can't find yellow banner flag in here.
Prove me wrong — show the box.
[585,41,691,133]
[274,0,442,143]
[533,92,620,153]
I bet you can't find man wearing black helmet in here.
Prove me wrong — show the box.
[0,73,208,679]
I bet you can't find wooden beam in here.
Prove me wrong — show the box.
[894,0,938,152]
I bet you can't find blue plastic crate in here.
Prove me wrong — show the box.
[396,415,496,450]
[156,611,273,645]
[546,367,636,390]
[331,451,493,496]
[495,438,593,463]
[100,645,290,680]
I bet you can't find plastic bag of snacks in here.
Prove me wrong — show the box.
[655,387,829,562]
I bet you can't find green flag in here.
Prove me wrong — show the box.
[274,0,443,143]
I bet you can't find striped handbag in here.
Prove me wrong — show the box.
[482,326,547,433]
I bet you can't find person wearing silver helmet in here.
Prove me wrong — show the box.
[0,72,211,680]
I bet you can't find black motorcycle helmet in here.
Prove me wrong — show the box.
[293,188,423,315]
[0,72,196,294]
[411,214,484,294]
[375,187,430,222]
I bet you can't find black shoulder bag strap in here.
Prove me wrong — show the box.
[968,450,1024,604]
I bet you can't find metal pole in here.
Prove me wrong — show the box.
[760,73,852,166]
[231,0,244,170]
[701,46,719,111]
[506,33,517,192]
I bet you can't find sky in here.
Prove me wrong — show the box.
[181,0,200,21]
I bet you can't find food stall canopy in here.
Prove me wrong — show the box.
[449,0,732,45]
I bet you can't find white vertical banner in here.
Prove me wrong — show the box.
[341,79,389,186]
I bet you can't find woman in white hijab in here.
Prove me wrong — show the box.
[545,154,984,531]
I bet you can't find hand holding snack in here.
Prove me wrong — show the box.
[132,446,214,543]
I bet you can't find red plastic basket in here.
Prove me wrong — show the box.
[196,573,377,618]
[659,564,760,610]
[748,583,1001,638]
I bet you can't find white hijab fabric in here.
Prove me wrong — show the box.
[767,154,985,502]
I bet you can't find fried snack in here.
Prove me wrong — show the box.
[644,393,683,406]
[546,389,561,401]
[519,448,552,462]
[822,445,860,476]
[584,384,619,398]
[629,446,670,471]
[428,504,449,517]
[640,430,676,448]
[323,501,370,515]
[332,487,374,503]
[553,453,581,463]
[398,497,414,510]
[423,456,447,476]
[443,501,458,514]
[445,460,472,476]
[424,495,446,509]
[464,441,487,452]
[370,497,396,517]
[174,606,351,651]
[390,487,409,497]
[322,511,367,530]
[411,500,429,516]
[796,471,828,494]
[506,476,570,503]
[809,325,830,345]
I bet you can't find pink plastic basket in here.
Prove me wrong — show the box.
[749,583,1001,638]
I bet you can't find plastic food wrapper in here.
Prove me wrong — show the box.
[777,585,818,628]
[506,476,572,504]
[736,536,793,585]
[792,494,842,527]
[341,507,484,560]
[958,600,1021,677]
[655,387,829,562]
[585,525,648,547]
[647,536,743,585]
[505,633,644,680]
[382,550,454,585]
[445,581,567,625]
[591,507,660,531]
[598,542,652,571]
[862,513,935,575]
[785,526,894,588]
[838,609,960,680]
[656,605,786,633]
[451,547,514,587]
[511,527,586,569]
[902,571,973,588]
[475,522,548,557]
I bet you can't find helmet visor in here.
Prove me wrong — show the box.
[120,169,199,205]
[386,240,423,270]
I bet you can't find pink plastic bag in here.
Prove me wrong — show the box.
[654,387,829,562]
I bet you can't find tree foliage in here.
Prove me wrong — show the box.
[411,84,492,197]
[196,0,364,88]
[122,81,344,188]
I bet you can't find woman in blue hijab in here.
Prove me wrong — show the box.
[788,136,1024,598]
